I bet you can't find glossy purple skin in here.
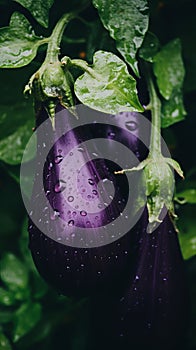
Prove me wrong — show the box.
[28,105,147,296]
[90,210,189,350]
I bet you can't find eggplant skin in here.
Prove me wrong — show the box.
[28,105,147,296]
[90,210,189,350]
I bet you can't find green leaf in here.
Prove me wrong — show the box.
[0,120,34,165]
[179,229,196,260]
[177,205,196,260]
[161,89,186,128]
[92,0,149,76]
[15,0,54,28]
[175,189,196,204]
[0,103,35,164]
[139,31,160,62]
[74,51,144,114]
[153,38,185,100]
[0,102,34,141]
[0,287,15,306]
[0,333,12,350]
[0,253,29,292]
[0,12,47,68]
[12,302,42,343]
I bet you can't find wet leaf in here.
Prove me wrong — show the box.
[153,38,185,100]
[12,302,42,342]
[15,0,54,28]
[0,12,47,68]
[74,51,144,114]
[92,0,149,76]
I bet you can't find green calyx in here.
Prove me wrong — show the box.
[115,154,183,233]
[24,13,75,127]
[115,65,184,233]
[24,60,74,121]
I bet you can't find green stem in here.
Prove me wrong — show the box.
[44,1,90,63]
[146,69,162,157]
[70,59,101,79]
[46,13,75,63]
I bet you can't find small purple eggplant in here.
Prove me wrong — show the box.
[28,105,147,296]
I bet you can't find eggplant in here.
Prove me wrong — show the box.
[28,105,147,296]
[90,209,189,350]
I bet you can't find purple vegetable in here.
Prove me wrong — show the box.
[28,105,147,296]
[90,209,189,349]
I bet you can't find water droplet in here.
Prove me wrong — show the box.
[125,120,138,131]
[69,152,73,156]
[48,162,53,170]
[46,190,50,196]
[68,196,74,202]
[78,147,84,152]
[50,210,60,220]
[92,152,98,157]
[135,275,139,280]
[92,189,98,195]
[80,210,87,216]
[54,155,63,164]
[98,203,103,209]
[54,180,66,193]
[68,220,74,226]
[108,131,116,138]
[88,178,95,185]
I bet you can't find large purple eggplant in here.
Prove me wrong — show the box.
[28,105,147,296]
[90,209,189,350]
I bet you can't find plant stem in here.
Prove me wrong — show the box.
[46,13,75,63]
[44,1,90,63]
[71,59,101,79]
[145,69,162,157]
